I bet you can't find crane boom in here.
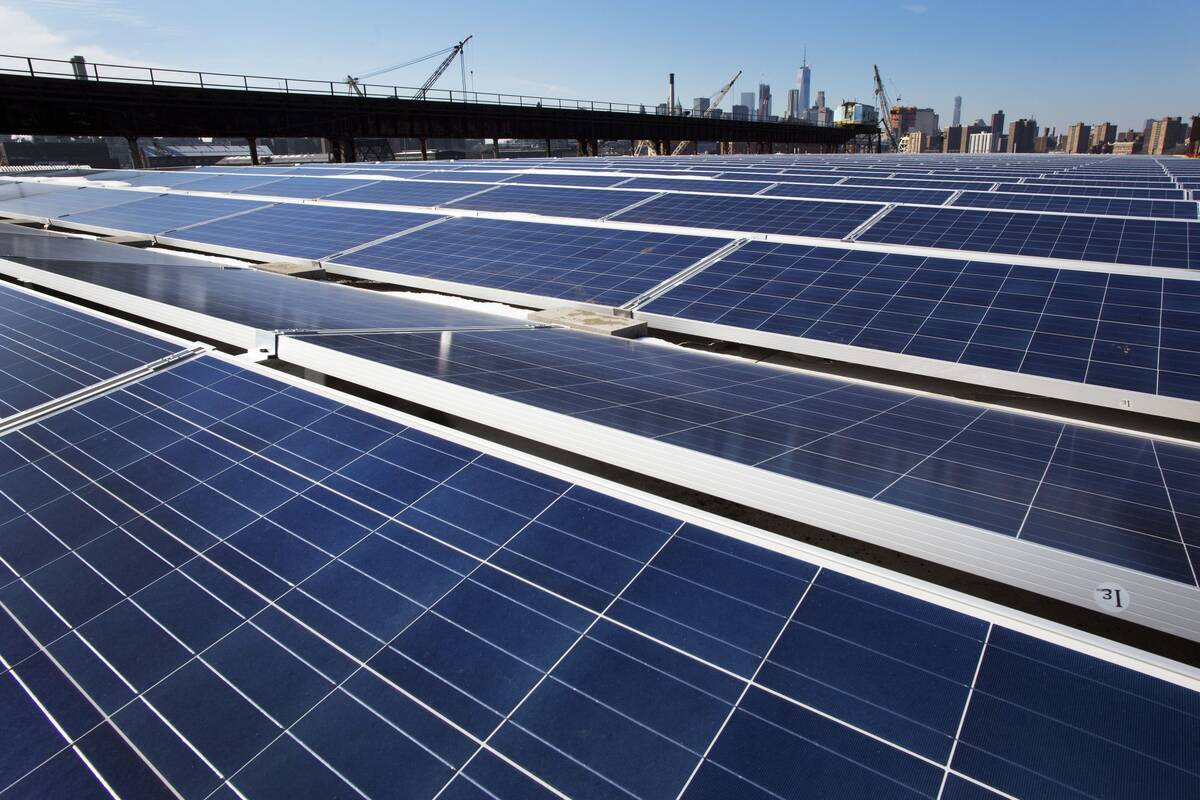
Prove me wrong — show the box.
[670,70,742,156]
[415,35,472,99]
[873,64,899,150]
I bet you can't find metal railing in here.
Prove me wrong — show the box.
[0,54,804,125]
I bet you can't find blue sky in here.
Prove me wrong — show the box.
[3,0,1196,133]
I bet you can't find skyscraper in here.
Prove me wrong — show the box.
[1007,119,1038,153]
[990,110,1005,137]
[952,96,962,127]
[758,83,772,120]
[786,89,801,120]
[1065,123,1091,154]
[797,50,811,112]
[740,92,756,113]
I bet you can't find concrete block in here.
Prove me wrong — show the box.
[256,261,326,279]
[528,307,647,338]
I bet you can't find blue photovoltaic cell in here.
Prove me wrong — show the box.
[0,187,145,219]
[992,183,1187,200]
[0,182,71,203]
[764,183,955,206]
[639,241,1200,402]
[231,177,379,199]
[843,176,995,191]
[719,172,846,185]
[0,284,182,417]
[88,171,209,187]
[859,205,1200,270]
[4,256,527,334]
[59,194,271,235]
[618,177,775,195]
[504,173,633,188]
[953,191,1199,220]
[167,203,442,260]
[612,192,881,238]
[329,216,727,305]
[292,327,1200,586]
[0,353,1195,799]
[167,175,289,193]
[322,180,486,208]
[444,185,651,219]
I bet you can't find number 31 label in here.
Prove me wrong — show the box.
[1094,583,1130,613]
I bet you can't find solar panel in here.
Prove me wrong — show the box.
[0,256,530,349]
[0,181,71,203]
[323,180,486,207]
[165,203,442,260]
[281,328,1200,596]
[505,173,633,188]
[59,194,271,235]
[617,177,775,195]
[444,185,651,219]
[637,241,1200,407]
[843,177,995,191]
[327,217,728,306]
[104,171,212,187]
[763,183,955,205]
[0,187,145,219]
[231,177,378,199]
[0,283,184,418]
[993,183,1187,200]
[0,352,1194,799]
[953,191,1199,220]
[169,175,289,193]
[859,205,1200,270]
[612,193,881,238]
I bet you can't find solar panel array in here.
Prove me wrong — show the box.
[0,290,1196,800]
[284,327,1200,588]
[639,241,1200,402]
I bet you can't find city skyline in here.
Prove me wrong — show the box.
[1,0,1196,133]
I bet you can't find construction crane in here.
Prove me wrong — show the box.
[670,70,742,155]
[872,64,899,151]
[346,35,473,99]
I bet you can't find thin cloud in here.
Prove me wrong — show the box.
[902,3,929,13]
[13,0,146,25]
[0,4,149,65]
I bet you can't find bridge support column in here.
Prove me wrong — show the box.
[590,139,599,156]
[125,136,145,169]
[663,140,671,155]
[577,139,586,156]
[630,139,636,156]
[492,138,500,159]
[247,137,259,166]
[545,138,552,157]
[420,137,428,161]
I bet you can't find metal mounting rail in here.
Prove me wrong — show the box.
[599,191,664,222]
[944,190,964,206]
[842,203,897,242]
[621,238,749,312]
[0,346,206,437]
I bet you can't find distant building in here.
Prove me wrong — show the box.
[836,101,878,125]
[1190,116,1200,156]
[1065,123,1091,154]
[990,110,1005,137]
[693,97,710,115]
[797,56,811,111]
[1146,117,1184,154]
[1090,122,1117,150]
[786,89,802,120]
[757,83,772,120]
[739,92,756,112]
[952,96,962,127]
[1007,118,1038,152]
[942,125,964,153]
[731,104,750,120]
[967,131,994,153]
[900,131,926,153]
[656,103,669,115]
[892,106,939,139]
[1112,140,1141,155]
